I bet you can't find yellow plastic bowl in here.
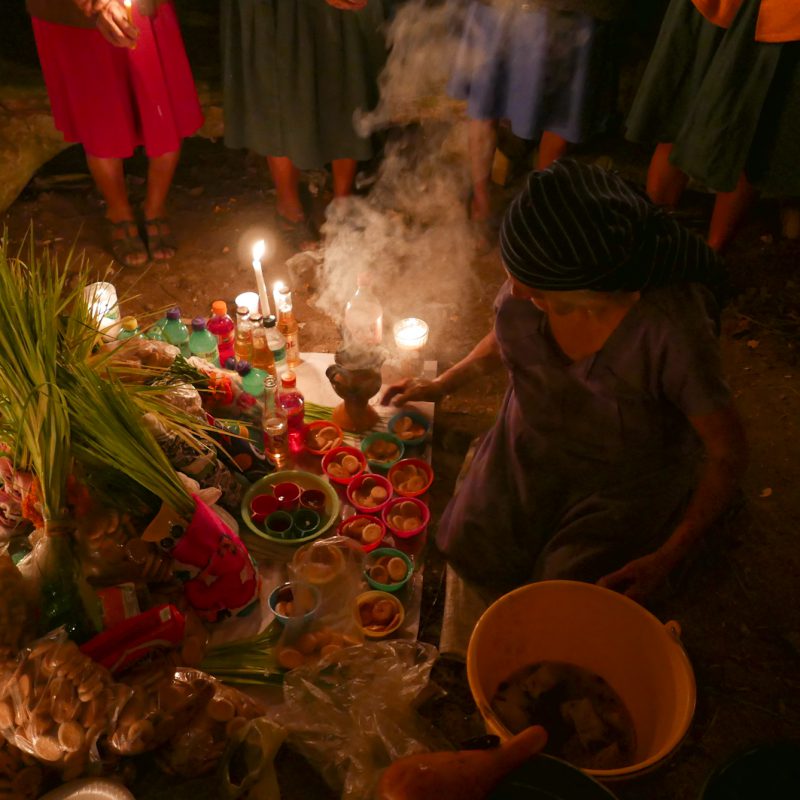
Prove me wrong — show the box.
[466,580,696,781]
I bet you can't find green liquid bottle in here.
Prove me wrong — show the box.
[163,307,191,358]
[189,317,220,367]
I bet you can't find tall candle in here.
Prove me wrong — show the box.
[252,240,272,318]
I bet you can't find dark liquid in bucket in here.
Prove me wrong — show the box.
[491,661,637,771]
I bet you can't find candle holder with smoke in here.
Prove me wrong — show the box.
[325,345,387,434]
[393,317,429,379]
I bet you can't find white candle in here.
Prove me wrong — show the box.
[393,318,429,352]
[273,280,287,315]
[84,282,119,323]
[252,240,272,318]
[123,0,133,23]
[235,291,260,316]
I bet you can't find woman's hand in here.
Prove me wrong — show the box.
[95,0,139,48]
[326,0,368,10]
[381,378,445,407]
[597,550,676,604]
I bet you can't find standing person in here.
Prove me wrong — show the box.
[27,0,203,267]
[448,1,628,244]
[221,0,388,250]
[384,160,747,605]
[626,0,800,251]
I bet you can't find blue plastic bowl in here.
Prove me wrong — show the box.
[360,431,405,471]
[268,581,321,626]
[387,408,431,448]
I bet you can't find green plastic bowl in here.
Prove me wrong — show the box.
[363,547,413,593]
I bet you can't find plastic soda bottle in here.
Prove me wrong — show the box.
[263,374,289,468]
[275,285,300,368]
[264,315,288,377]
[277,371,305,453]
[189,318,220,366]
[117,317,140,341]
[237,361,266,399]
[234,306,254,366]
[344,273,383,347]
[163,308,191,358]
[207,300,235,365]
[144,318,166,341]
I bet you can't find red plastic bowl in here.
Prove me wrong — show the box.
[347,473,393,515]
[381,496,430,539]
[387,458,434,498]
[338,514,387,552]
[303,420,344,456]
[321,445,367,485]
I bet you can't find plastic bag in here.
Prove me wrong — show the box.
[0,735,44,799]
[0,552,32,653]
[0,629,131,780]
[270,640,445,800]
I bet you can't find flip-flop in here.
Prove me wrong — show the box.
[143,216,177,262]
[277,214,319,252]
[108,219,149,268]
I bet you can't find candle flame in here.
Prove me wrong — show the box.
[123,0,132,7]
[273,280,286,295]
[252,239,266,262]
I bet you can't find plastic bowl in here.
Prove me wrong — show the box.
[322,445,367,485]
[347,473,394,515]
[303,420,344,456]
[360,432,405,472]
[387,458,434,498]
[355,590,405,638]
[387,408,431,447]
[268,580,321,626]
[381,496,430,539]
[364,547,413,593]
[338,514,387,552]
[467,580,696,780]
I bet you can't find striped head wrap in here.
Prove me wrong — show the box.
[499,159,725,303]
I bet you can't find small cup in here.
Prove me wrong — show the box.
[299,488,327,513]
[273,482,301,512]
[265,510,294,538]
[250,493,280,524]
[292,508,321,536]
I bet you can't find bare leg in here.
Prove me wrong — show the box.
[331,158,358,198]
[469,119,498,221]
[267,156,304,222]
[646,143,689,207]
[143,149,181,261]
[86,153,147,267]
[708,172,757,252]
[536,130,569,170]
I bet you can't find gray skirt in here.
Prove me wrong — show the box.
[221,0,388,169]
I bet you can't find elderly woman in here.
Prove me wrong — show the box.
[27,0,203,266]
[385,160,747,604]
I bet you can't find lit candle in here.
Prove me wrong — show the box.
[251,239,272,318]
[83,282,119,323]
[235,291,260,316]
[393,318,429,352]
[272,280,286,314]
[123,0,133,24]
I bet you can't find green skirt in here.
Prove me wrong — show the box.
[625,0,800,195]
[221,0,388,169]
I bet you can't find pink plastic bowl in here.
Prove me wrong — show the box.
[387,458,434,498]
[381,496,430,539]
[347,473,394,515]
[338,514,387,553]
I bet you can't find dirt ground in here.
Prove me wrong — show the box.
[3,3,800,799]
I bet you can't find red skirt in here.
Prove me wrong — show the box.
[32,2,203,158]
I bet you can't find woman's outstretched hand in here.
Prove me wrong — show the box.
[597,550,675,604]
[95,1,139,48]
[381,378,445,407]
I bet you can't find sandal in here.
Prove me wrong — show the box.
[143,216,177,262]
[108,220,149,268]
[277,213,319,253]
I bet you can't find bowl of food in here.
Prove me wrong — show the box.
[381,496,430,539]
[387,458,434,498]
[388,409,431,447]
[360,432,404,471]
[268,581,321,626]
[338,514,386,552]
[304,421,344,456]
[355,590,405,638]
[347,473,393,515]
[322,446,367,485]
[364,547,413,593]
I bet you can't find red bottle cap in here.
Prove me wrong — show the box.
[281,371,296,388]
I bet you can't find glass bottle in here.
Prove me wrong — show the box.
[275,285,300,368]
[251,314,277,379]
[277,371,305,453]
[207,300,236,365]
[263,374,289,468]
[234,305,254,365]
[189,318,220,366]
[344,273,383,347]
[163,308,191,358]
[264,315,288,377]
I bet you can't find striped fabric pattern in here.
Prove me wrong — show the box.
[499,159,726,302]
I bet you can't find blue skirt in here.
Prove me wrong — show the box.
[448,1,618,143]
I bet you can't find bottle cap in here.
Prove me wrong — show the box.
[280,371,297,388]
[249,313,264,325]
[236,306,250,318]
[120,316,138,332]
[264,314,277,328]
[211,300,227,315]
[166,307,181,320]
[224,356,237,371]
[236,361,252,376]
[191,317,207,332]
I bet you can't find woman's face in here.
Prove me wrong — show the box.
[507,274,639,316]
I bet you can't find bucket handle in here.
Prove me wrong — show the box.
[664,620,682,642]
